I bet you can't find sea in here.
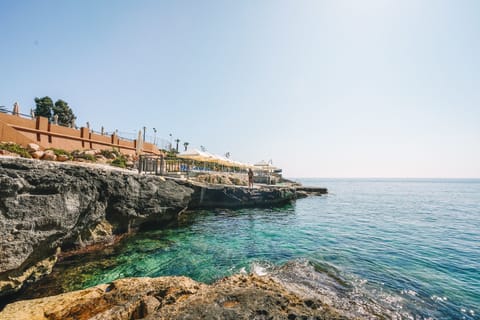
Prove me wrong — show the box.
[13,179,480,319]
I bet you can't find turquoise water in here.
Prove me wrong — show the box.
[35,179,480,318]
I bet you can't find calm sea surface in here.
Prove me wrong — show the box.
[23,179,480,319]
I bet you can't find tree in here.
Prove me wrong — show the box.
[53,99,76,126]
[34,96,54,119]
[183,142,189,151]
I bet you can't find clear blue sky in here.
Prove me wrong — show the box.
[1,0,479,178]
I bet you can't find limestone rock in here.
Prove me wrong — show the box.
[0,158,193,296]
[0,150,19,157]
[95,155,108,163]
[0,275,347,320]
[41,150,57,161]
[179,180,298,209]
[30,150,44,159]
[27,143,40,153]
[56,154,69,162]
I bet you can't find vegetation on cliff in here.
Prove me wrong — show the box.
[0,142,31,158]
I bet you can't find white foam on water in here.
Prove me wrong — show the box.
[249,261,273,276]
[401,289,418,297]
[431,295,448,302]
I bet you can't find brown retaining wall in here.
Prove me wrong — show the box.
[0,112,161,156]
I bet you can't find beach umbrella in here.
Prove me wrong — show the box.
[136,130,143,155]
[177,149,215,162]
[13,102,20,116]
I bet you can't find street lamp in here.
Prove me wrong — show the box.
[153,128,157,145]
[143,126,146,142]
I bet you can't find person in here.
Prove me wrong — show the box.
[248,168,254,190]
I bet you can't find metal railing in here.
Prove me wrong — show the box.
[138,155,249,176]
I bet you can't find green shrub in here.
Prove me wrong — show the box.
[83,154,96,161]
[71,150,96,161]
[100,149,121,159]
[0,142,31,158]
[45,148,72,160]
[111,155,127,168]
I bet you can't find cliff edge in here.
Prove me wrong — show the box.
[0,157,193,296]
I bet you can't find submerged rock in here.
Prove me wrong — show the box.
[0,274,347,320]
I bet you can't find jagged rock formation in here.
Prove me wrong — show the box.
[178,179,299,209]
[0,274,348,320]
[0,157,193,296]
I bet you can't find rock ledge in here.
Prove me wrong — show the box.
[0,274,347,320]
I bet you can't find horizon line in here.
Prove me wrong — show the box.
[286,176,480,180]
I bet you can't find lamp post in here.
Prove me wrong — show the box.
[143,126,146,142]
[174,139,180,153]
[169,133,173,151]
[153,128,157,145]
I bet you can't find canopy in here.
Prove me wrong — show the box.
[177,149,252,168]
[253,160,279,172]
[177,149,214,162]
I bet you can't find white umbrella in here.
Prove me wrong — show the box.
[177,149,214,162]
[136,130,143,155]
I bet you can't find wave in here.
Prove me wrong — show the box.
[246,258,463,320]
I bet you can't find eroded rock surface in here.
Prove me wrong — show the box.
[0,158,193,296]
[0,275,348,320]
[178,179,299,209]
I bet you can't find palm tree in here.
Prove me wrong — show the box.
[183,142,189,151]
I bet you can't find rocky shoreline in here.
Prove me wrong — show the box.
[0,157,306,299]
[0,156,336,319]
[0,273,347,320]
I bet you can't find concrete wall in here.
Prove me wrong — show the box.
[0,112,161,155]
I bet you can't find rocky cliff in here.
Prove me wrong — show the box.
[177,179,299,209]
[0,157,193,296]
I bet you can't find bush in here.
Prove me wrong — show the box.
[111,155,127,168]
[45,148,72,160]
[0,142,31,158]
[100,149,121,159]
[71,150,96,162]
[82,154,96,161]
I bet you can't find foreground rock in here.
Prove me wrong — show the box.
[0,157,193,296]
[0,274,347,320]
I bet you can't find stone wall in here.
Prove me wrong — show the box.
[0,112,160,155]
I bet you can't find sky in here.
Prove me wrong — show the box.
[0,0,479,178]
